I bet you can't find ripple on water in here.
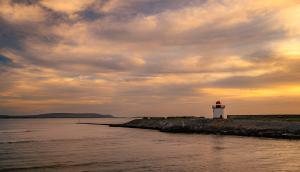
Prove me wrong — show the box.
[0,119,299,172]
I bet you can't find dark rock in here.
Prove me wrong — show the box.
[110,117,300,139]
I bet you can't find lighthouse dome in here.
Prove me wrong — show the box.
[216,100,221,104]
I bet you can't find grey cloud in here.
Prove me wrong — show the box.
[127,0,207,15]
[0,17,60,51]
[0,19,26,50]
[11,0,40,5]
[243,49,278,62]
[120,82,201,98]
[80,55,143,71]
[170,14,285,48]
[18,50,144,74]
[209,67,300,89]
[89,8,286,57]
[81,0,207,20]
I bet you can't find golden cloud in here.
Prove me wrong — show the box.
[0,0,45,23]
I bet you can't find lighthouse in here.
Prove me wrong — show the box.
[212,100,225,119]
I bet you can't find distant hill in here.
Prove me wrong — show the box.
[0,113,114,118]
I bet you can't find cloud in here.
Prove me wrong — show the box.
[0,54,13,65]
[1,0,300,116]
[0,18,27,50]
[0,0,45,23]
[208,58,300,88]
[40,0,94,15]
[0,53,21,72]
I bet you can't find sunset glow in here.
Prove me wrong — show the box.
[1,0,300,116]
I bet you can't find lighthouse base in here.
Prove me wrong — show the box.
[213,108,225,119]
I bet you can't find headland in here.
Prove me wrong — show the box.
[108,116,300,139]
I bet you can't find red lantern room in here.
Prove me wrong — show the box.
[216,100,221,108]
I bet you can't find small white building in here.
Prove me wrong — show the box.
[212,100,225,119]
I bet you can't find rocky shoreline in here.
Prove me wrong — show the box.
[109,117,300,139]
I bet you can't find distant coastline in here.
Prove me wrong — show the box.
[0,113,114,118]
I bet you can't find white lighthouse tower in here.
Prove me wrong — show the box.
[212,100,225,119]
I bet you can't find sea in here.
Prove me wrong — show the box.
[0,118,299,172]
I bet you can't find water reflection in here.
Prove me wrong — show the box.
[0,119,299,172]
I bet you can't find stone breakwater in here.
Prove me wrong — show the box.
[110,117,300,139]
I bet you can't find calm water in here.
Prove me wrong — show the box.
[0,119,299,172]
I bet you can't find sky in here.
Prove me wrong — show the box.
[0,0,300,117]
